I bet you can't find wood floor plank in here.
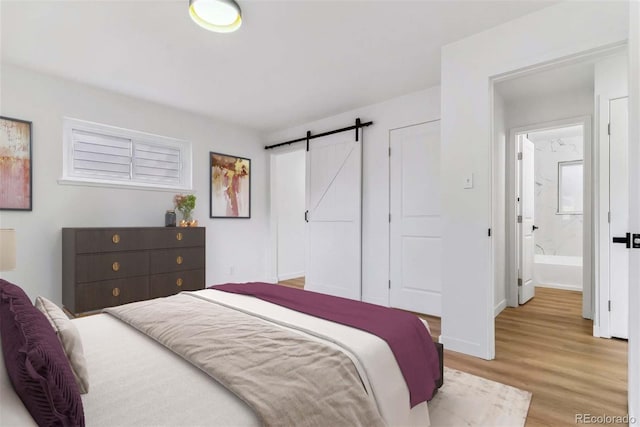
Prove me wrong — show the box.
[277,281,628,426]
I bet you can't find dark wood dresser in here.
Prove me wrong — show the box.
[62,227,205,315]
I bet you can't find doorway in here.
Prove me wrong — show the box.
[513,123,586,306]
[271,149,306,283]
[493,51,630,341]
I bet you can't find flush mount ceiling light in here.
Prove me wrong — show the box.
[189,0,242,33]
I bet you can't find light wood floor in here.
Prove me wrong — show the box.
[278,278,628,426]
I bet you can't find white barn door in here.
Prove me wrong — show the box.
[305,131,362,300]
[390,121,442,315]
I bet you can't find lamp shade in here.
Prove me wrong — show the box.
[189,0,242,33]
[0,229,16,271]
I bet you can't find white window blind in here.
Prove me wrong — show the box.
[62,118,192,190]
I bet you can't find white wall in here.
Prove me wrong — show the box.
[493,92,507,316]
[273,149,306,280]
[268,87,441,307]
[505,90,595,130]
[0,64,270,304]
[531,130,584,258]
[441,1,629,359]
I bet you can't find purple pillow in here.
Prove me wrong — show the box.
[0,280,85,427]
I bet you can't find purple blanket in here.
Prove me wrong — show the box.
[210,282,441,407]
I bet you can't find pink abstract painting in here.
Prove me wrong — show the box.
[0,117,32,210]
[210,152,250,218]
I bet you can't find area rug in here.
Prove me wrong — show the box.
[429,367,532,427]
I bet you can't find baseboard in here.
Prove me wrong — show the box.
[439,335,489,359]
[494,299,507,317]
[537,283,582,292]
[277,271,305,281]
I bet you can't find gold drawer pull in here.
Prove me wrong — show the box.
[176,278,183,287]
[176,256,183,265]
[112,287,120,297]
[176,232,183,241]
[112,261,120,272]
[112,234,120,244]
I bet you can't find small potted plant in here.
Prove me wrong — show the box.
[174,194,197,227]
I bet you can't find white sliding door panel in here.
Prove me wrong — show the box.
[390,121,442,315]
[610,97,629,339]
[518,136,536,304]
[305,132,362,300]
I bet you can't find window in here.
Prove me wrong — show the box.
[61,118,192,190]
[558,160,583,214]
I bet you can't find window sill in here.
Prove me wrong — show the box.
[57,177,193,193]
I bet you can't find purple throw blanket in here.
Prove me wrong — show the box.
[210,282,441,407]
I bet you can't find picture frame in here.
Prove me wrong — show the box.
[209,152,251,219]
[0,116,32,211]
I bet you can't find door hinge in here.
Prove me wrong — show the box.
[517,152,523,160]
[517,215,523,223]
[608,123,611,136]
[389,213,391,223]
[517,278,522,287]
[608,212,611,224]
[388,147,391,157]
[488,228,492,237]
[608,300,611,312]
[388,280,391,289]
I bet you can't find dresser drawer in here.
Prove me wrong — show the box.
[75,229,146,253]
[147,228,205,249]
[76,252,149,283]
[149,247,204,274]
[75,277,149,313]
[150,269,205,299]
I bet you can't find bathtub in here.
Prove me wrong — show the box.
[533,255,583,291]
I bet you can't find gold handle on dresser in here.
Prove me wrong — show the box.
[112,287,120,297]
[176,232,183,241]
[112,233,120,244]
[176,256,183,265]
[112,261,120,272]
[176,278,183,287]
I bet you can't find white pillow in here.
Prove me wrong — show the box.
[35,296,89,394]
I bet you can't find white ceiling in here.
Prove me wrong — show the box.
[495,60,596,104]
[1,0,558,132]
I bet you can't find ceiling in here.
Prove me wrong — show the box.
[495,60,596,104]
[1,0,558,132]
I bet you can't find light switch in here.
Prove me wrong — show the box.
[464,173,474,189]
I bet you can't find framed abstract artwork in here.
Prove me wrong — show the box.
[0,116,32,211]
[210,152,251,218]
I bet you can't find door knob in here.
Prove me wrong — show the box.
[532,225,539,232]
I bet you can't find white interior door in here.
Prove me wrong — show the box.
[518,135,536,304]
[610,97,629,339]
[390,121,442,315]
[305,131,362,300]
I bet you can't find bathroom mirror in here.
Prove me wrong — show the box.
[558,160,583,214]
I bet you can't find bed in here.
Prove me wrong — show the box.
[1,281,442,427]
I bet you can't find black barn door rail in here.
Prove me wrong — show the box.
[264,118,373,151]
